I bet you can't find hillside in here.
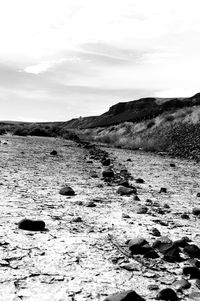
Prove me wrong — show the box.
[0,92,200,160]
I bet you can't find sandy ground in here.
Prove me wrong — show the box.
[0,136,200,301]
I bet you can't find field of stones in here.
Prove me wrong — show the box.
[0,136,200,300]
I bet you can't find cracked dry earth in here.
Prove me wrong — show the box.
[0,136,200,301]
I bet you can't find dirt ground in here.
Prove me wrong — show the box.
[0,136,200,301]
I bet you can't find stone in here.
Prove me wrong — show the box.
[148,284,159,291]
[156,288,178,300]
[183,267,200,279]
[136,206,148,214]
[151,228,161,237]
[127,238,152,255]
[59,186,75,196]
[159,187,167,193]
[136,178,145,184]
[183,244,200,259]
[85,201,96,207]
[163,245,182,262]
[134,195,140,201]
[173,279,191,291]
[50,150,57,155]
[104,290,145,301]
[192,208,200,216]
[122,213,130,218]
[127,158,132,162]
[197,193,200,197]
[101,158,110,166]
[170,163,176,167]
[173,237,189,248]
[117,186,137,196]
[181,213,190,219]
[102,168,114,178]
[18,218,45,231]
[71,217,82,223]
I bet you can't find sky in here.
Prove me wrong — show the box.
[1,0,200,121]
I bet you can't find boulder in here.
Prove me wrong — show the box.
[102,168,114,178]
[117,186,137,196]
[192,207,200,216]
[104,290,145,301]
[50,150,57,155]
[156,288,178,300]
[18,218,45,231]
[59,186,75,196]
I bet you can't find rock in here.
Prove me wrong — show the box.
[104,290,145,301]
[120,262,140,271]
[18,219,45,231]
[159,187,167,193]
[156,288,178,300]
[148,284,159,291]
[101,158,110,166]
[173,237,189,248]
[118,180,130,188]
[173,279,191,291]
[183,266,200,279]
[151,228,161,237]
[163,203,170,209]
[102,168,114,178]
[86,160,93,163]
[170,163,176,167]
[192,207,200,216]
[127,158,132,162]
[183,244,200,259]
[50,150,57,155]
[85,201,96,207]
[181,213,190,219]
[127,238,152,255]
[59,186,75,196]
[197,193,200,197]
[122,213,130,218]
[163,245,182,262]
[188,259,200,268]
[117,186,137,196]
[71,217,82,223]
[90,172,98,178]
[136,178,145,184]
[134,195,140,201]
[136,206,148,214]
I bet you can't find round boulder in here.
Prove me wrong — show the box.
[59,185,75,196]
[18,218,45,231]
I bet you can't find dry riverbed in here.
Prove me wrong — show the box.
[0,136,200,301]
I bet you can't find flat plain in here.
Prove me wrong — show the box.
[0,136,200,301]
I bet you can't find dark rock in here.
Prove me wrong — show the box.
[104,290,145,301]
[159,187,167,193]
[192,207,200,216]
[101,158,111,166]
[50,150,57,155]
[181,213,190,219]
[134,195,140,201]
[173,279,191,291]
[118,181,130,188]
[127,158,132,162]
[183,244,200,259]
[173,237,189,248]
[117,186,137,196]
[151,228,161,237]
[71,217,82,223]
[163,203,170,209]
[163,245,182,262]
[188,259,200,268]
[86,160,93,163]
[136,206,148,214]
[144,249,159,259]
[59,186,75,196]
[102,168,114,178]
[136,178,145,184]
[122,213,130,218]
[18,218,45,231]
[170,163,176,167]
[148,284,159,291]
[127,238,152,255]
[183,266,200,279]
[156,288,178,300]
[197,193,200,197]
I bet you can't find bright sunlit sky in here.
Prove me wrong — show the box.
[1,0,200,121]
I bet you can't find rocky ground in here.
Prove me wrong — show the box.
[0,136,200,301]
